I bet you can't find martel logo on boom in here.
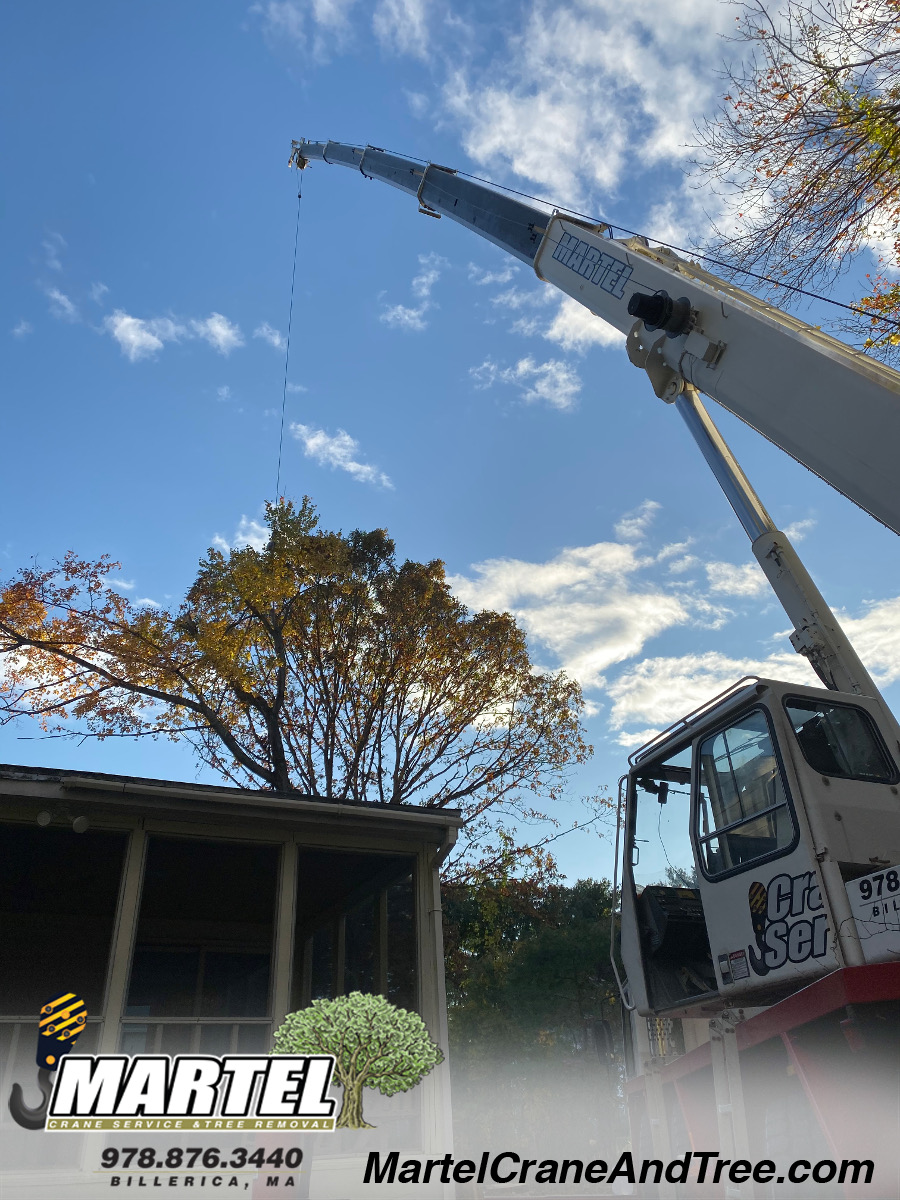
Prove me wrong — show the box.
[747,872,829,975]
[551,230,633,298]
[42,1055,337,1131]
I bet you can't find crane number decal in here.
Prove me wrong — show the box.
[551,231,633,299]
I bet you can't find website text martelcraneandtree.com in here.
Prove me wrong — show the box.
[364,1150,875,1188]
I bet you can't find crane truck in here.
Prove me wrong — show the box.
[289,141,900,1197]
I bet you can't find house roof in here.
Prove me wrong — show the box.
[0,762,464,843]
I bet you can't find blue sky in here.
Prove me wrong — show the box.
[4,0,900,882]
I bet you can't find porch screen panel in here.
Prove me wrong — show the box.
[126,836,279,1019]
[293,849,417,1009]
[0,823,127,1016]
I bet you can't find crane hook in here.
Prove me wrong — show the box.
[7,991,87,1130]
[8,1069,55,1130]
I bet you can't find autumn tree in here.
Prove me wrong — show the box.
[695,0,900,360]
[271,993,443,1129]
[0,499,589,840]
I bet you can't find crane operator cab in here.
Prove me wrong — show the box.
[618,676,900,1017]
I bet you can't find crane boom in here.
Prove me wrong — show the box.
[293,140,548,263]
[293,139,900,538]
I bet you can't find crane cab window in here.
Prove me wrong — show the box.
[696,709,795,878]
[784,696,897,783]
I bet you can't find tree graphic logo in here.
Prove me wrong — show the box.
[271,993,443,1130]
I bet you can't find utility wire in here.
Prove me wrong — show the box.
[275,182,302,500]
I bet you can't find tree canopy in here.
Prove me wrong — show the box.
[695,0,900,360]
[443,871,618,1049]
[271,993,443,1129]
[0,500,589,831]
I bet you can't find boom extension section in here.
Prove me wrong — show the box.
[291,140,549,265]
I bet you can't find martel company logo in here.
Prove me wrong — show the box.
[40,1054,338,1131]
[9,991,443,1133]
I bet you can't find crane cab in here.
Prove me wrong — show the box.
[619,676,900,1017]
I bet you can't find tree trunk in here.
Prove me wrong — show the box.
[336,1079,374,1129]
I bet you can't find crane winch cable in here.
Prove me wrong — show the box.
[275,180,303,499]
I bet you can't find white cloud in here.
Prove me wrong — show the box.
[380,303,429,332]
[373,0,429,58]
[783,518,816,543]
[190,312,244,355]
[43,233,65,272]
[251,0,358,60]
[493,286,622,353]
[11,320,32,338]
[90,282,109,304]
[841,597,900,687]
[492,284,553,312]
[450,538,697,692]
[103,309,243,361]
[405,90,429,118]
[543,296,624,352]
[380,253,447,331]
[666,554,700,575]
[103,311,185,362]
[450,494,900,747]
[447,499,895,745]
[411,252,447,300]
[291,422,393,488]
[217,386,232,401]
[101,575,159,605]
[656,539,693,560]
[254,0,733,239]
[470,355,581,410]
[442,0,732,205]
[705,560,768,596]
[615,500,660,543]
[858,219,900,274]
[468,261,518,286]
[234,517,270,550]
[286,382,308,393]
[614,728,668,750]
[46,288,77,321]
[254,321,285,350]
[607,651,817,741]
[642,180,730,253]
[212,515,270,554]
[604,592,900,744]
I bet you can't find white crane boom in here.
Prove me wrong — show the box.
[293,140,900,538]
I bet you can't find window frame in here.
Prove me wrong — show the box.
[692,705,799,883]
[782,694,899,784]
